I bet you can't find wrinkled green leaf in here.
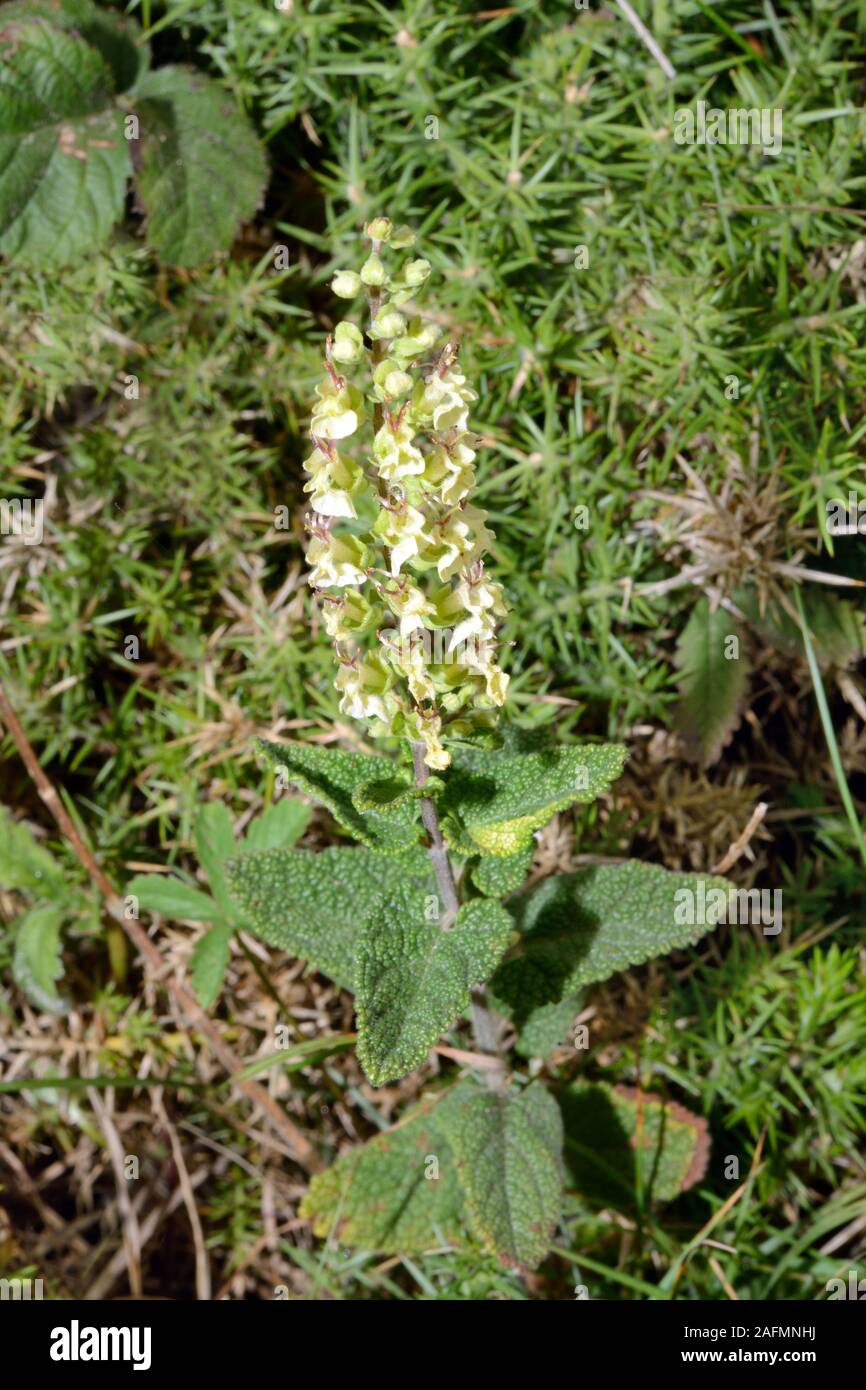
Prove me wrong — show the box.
[491,862,729,1049]
[439,743,627,856]
[189,920,233,1010]
[438,1078,563,1270]
[300,1089,464,1252]
[0,19,130,265]
[12,903,67,1014]
[675,596,747,765]
[352,773,443,813]
[224,845,435,991]
[470,843,533,897]
[125,874,216,922]
[560,1083,710,1206]
[511,994,583,1060]
[0,1,146,91]
[133,65,267,266]
[356,893,513,1086]
[258,740,421,854]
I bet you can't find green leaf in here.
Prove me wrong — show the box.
[189,920,233,1010]
[0,2,147,92]
[193,803,237,916]
[224,845,436,992]
[356,893,513,1086]
[352,773,443,813]
[490,862,730,1048]
[257,740,421,854]
[0,19,131,265]
[560,1083,710,1206]
[12,903,68,1014]
[439,743,628,856]
[126,874,217,922]
[0,808,64,896]
[511,994,583,1060]
[299,1089,465,1253]
[738,587,866,669]
[438,1078,563,1271]
[132,65,268,266]
[240,798,311,852]
[470,843,534,897]
[675,596,748,765]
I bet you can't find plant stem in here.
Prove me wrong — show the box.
[410,740,508,1089]
[410,739,459,929]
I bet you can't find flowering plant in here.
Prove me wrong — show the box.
[216,221,729,1272]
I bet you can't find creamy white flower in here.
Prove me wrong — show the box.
[306,532,368,588]
[335,654,394,722]
[372,419,425,482]
[311,380,365,440]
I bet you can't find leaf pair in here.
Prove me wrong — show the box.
[227,846,729,1064]
[301,1076,564,1271]
[301,1076,710,1269]
[256,735,627,860]
[0,1,268,267]
[227,843,512,1085]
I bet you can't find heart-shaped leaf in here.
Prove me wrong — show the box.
[356,893,513,1086]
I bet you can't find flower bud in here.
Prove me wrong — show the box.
[360,253,385,286]
[331,321,364,364]
[365,217,393,242]
[331,270,362,298]
[369,307,406,340]
[403,258,431,287]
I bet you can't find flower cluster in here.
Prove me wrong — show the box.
[304,218,510,769]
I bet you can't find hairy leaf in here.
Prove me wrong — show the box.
[224,845,435,992]
[352,773,443,813]
[470,843,533,897]
[439,743,627,856]
[560,1083,710,1206]
[257,739,421,853]
[300,1090,464,1252]
[0,19,130,265]
[511,994,584,1060]
[133,65,267,266]
[189,920,233,1010]
[12,903,67,1014]
[491,862,729,1045]
[438,1078,563,1270]
[356,893,513,1086]
[675,596,747,765]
